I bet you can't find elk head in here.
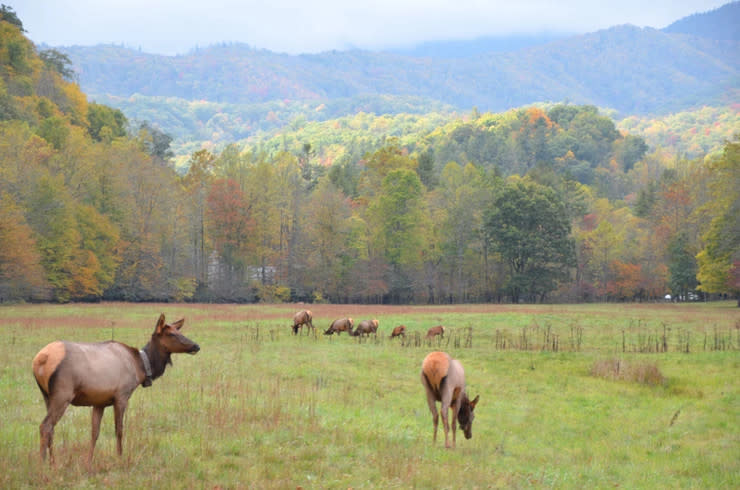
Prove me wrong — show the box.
[458,394,479,439]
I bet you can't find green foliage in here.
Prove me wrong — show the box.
[0,4,24,32]
[87,102,127,142]
[26,173,79,301]
[485,177,575,302]
[5,38,29,73]
[35,116,69,149]
[369,168,426,268]
[137,121,173,160]
[696,136,740,300]
[39,49,75,81]
[668,231,698,297]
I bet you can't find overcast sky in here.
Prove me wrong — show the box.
[13,1,731,55]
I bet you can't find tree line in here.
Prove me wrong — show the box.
[1,8,738,304]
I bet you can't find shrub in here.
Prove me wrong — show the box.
[591,358,665,386]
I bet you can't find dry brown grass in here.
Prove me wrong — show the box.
[591,358,665,386]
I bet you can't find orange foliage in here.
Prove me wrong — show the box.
[207,178,255,255]
[0,194,49,300]
[607,260,642,299]
[69,249,102,298]
[524,107,553,129]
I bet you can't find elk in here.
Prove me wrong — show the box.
[390,325,406,338]
[32,314,200,464]
[420,351,479,448]
[426,325,445,339]
[324,317,354,335]
[352,319,379,336]
[292,309,314,335]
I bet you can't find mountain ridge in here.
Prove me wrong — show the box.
[63,24,737,114]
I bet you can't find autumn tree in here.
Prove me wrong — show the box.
[367,168,427,302]
[668,231,698,299]
[696,136,740,304]
[25,173,80,301]
[206,178,255,299]
[241,156,281,288]
[184,149,216,291]
[0,192,49,300]
[357,139,417,202]
[272,151,305,291]
[433,161,493,302]
[304,177,363,301]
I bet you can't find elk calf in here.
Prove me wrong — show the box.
[32,314,200,464]
[426,325,445,339]
[421,351,479,448]
[390,325,406,338]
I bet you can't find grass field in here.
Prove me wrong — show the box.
[1,302,738,488]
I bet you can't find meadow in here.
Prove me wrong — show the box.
[0,302,737,489]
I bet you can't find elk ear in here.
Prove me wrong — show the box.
[155,314,166,334]
[470,395,480,408]
[171,319,185,330]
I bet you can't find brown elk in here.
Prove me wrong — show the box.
[426,325,445,339]
[420,351,479,449]
[324,317,354,335]
[32,314,200,464]
[352,319,379,336]
[390,325,406,338]
[292,309,314,335]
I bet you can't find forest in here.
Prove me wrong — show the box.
[0,8,738,305]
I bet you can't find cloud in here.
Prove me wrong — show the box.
[15,0,731,55]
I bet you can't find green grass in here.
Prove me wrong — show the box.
[1,302,738,488]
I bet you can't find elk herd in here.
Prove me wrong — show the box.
[31,310,478,465]
[291,309,446,341]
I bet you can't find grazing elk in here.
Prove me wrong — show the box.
[426,325,445,339]
[324,317,354,335]
[390,325,406,338]
[353,319,379,336]
[420,351,479,448]
[32,314,200,464]
[292,309,314,335]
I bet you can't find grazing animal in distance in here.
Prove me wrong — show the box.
[426,325,445,339]
[420,351,479,449]
[324,317,354,335]
[292,309,314,335]
[32,314,200,464]
[353,319,379,336]
[390,325,406,338]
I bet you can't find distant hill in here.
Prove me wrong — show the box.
[63,25,737,114]
[662,1,739,40]
[53,4,739,153]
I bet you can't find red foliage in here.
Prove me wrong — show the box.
[581,213,598,231]
[206,179,255,255]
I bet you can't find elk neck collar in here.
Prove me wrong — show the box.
[139,349,153,387]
